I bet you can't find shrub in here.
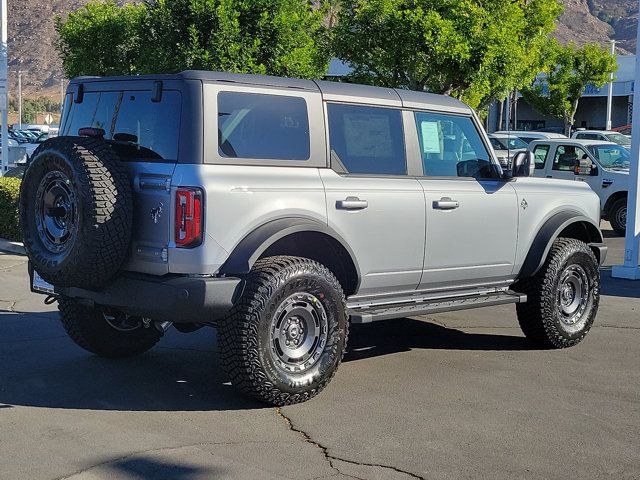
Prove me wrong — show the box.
[0,178,21,241]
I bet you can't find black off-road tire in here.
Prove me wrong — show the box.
[515,238,600,349]
[19,137,132,290]
[609,198,627,236]
[59,297,162,358]
[218,256,348,405]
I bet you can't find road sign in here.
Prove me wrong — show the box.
[44,113,53,125]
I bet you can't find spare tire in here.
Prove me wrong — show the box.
[19,137,132,290]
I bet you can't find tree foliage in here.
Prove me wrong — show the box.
[56,0,329,79]
[331,0,563,108]
[521,41,618,134]
[56,1,146,78]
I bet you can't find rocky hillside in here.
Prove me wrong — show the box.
[5,0,639,97]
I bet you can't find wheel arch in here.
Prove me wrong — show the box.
[219,218,360,296]
[518,211,604,279]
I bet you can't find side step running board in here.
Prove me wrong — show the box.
[347,290,526,324]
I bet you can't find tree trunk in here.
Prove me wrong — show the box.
[497,99,504,131]
[566,98,580,136]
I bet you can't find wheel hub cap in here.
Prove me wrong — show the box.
[34,170,78,254]
[557,264,590,325]
[270,293,329,373]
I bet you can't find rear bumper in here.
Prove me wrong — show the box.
[52,271,244,323]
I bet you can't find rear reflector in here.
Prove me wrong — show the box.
[175,188,203,248]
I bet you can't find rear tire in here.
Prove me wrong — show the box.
[59,297,162,358]
[609,198,627,236]
[218,256,348,405]
[515,238,600,349]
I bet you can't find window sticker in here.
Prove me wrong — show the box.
[420,121,441,154]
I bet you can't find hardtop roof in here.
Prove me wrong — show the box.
[70,70,472,113]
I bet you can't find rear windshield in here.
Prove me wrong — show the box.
[62,90,182,161]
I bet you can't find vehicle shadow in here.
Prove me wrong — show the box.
[0,308,533,412]
[345,318,532,362]
[600,267,640,299]
[0,309,264,412]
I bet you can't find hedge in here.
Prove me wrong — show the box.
[0,178,21,241]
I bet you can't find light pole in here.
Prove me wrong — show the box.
[612,0,640,280]
[605,40,616,131]
[0,0,8,176]
[18,69,22,129]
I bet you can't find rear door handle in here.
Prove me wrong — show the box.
[336,196,368,211]
[433,197,459,210]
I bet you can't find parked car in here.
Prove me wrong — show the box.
[3,165,26,178]
[20,71,606,405]
[487,133,527,170]
[493,130,567,144]
[612,125,632,137]
[529,138,629,235]
[572,130,631,149]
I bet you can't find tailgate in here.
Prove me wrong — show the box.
[121,162,177,275]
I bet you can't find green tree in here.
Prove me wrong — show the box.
[521,41,618,135]
[331,0,563,109]
[56,1,147,78]
[56,0,329,79]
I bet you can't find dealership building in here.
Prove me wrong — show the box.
[488,55,635,132]
[327,55,636,133]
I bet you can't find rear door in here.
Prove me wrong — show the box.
[321,102,426,296]
[62,85,183,275]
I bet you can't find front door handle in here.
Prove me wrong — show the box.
[433,197,460,210]
[336,196,368,211]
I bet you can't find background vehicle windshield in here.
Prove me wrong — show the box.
[605,133,631,146]
[490,136,527,150]
[587,144,630,168]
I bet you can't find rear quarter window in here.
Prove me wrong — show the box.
[217,91,310,161]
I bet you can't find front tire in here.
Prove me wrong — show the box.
[218,256,348,405]
[515,238,600,348]
[609,198,627,236]
[59,297,163,358]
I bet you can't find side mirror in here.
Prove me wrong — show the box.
[511,151,535,178]
[574,157,593,176]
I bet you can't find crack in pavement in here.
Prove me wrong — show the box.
[596,324,640,330]
[276,407,425,480]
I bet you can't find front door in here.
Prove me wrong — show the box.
[322,102,426,296]
[544,144,588,181]
[411,111,518,290]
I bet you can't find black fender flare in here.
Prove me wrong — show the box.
[219,217,361,278]
[518,211,604,279]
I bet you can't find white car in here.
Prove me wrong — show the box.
[494,130,567,144]
[571,130,631,149]
[529,138,630,235]
[487,133,528,170]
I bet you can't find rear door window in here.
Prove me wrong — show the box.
[327,103,406,175]
[218,91,310,161]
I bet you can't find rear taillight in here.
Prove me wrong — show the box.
[175,188,203,248]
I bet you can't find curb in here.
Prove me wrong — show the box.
[0,238,26,255]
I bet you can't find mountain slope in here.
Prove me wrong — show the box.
[4,0,638,97]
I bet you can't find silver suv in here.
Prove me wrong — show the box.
[20,72,606,405]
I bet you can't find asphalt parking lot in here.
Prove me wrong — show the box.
[1,225,638,480]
